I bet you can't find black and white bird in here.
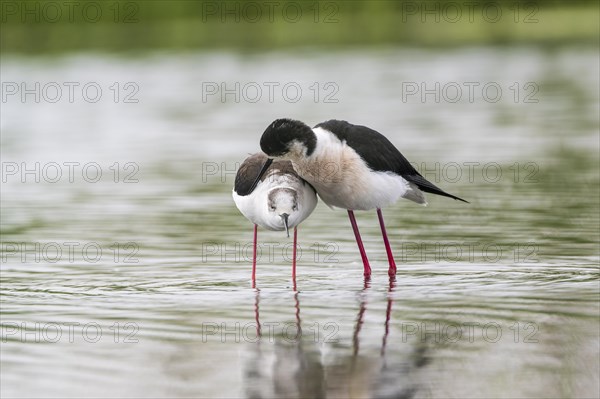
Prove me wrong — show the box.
[233,152,318,286]
[254,119,468,280]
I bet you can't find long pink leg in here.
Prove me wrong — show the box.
[348,210,371,279]
[252,224,258,288]
[292,226,298,290]
[377,208,397,280]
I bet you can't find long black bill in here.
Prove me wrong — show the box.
[281,213,290,238]
[249,158,273,194]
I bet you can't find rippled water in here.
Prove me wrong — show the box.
[1,47,599,398]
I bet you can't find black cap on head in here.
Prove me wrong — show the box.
[260,118,316,157]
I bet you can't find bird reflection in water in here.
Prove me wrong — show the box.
[244,289,325,398]
[243,279,429,399]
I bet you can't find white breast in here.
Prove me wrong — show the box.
[232,172,318,230]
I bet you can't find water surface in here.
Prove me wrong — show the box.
[1,47,599,398]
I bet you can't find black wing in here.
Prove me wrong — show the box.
[314,120,468,203]
[234,152,311,196]
[234,153,270,196]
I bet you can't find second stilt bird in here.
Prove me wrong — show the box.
[233,152,318,286]
[255,119,468,280]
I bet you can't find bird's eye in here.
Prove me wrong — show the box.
[292,205,298,211]
[270,205,276,211]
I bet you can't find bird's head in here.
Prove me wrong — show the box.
[267,187,299,237]
[260,118,316,160]
[250,119,316,198]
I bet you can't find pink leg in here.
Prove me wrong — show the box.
[252,224,258,288]
[377,208,397,280]
[292,226,297,290]
[348,210,371,279]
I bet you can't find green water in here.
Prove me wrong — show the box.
[1,48,599,398]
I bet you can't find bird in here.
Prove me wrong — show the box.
[254,118,468,280]
[233,152,318,286]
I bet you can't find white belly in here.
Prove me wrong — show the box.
[311,170,420,210]
[232,177,318,230]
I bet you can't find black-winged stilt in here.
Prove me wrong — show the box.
[233,152,318,286]
[255,119,468,280]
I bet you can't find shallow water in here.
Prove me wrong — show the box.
[1,47,599,398]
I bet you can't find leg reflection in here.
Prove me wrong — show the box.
[381,278,395,357]
[352,279,371,362]
[244,287,325,399]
